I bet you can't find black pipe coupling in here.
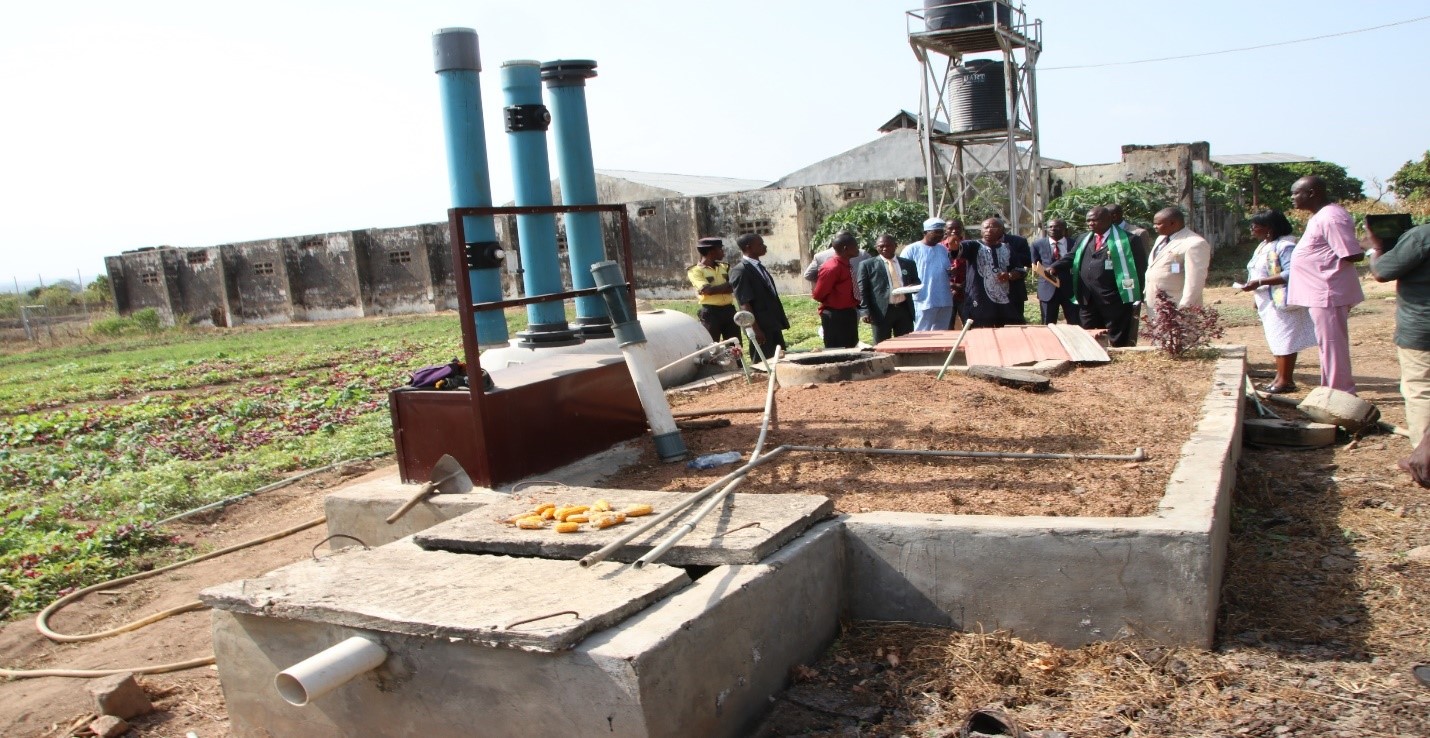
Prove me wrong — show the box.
[464,241,506,269]
[504,104,550,133]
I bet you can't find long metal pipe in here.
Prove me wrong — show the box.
[541,59,611,337]
[635,347,783,568]
[782,444,1147,462]
[501,60,580,348]
[432,28,507,346]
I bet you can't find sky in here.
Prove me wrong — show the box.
[2,0,1426,290]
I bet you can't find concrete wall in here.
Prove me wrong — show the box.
[355,227,436,317]
[172,246,231,327]
[104,250,178,322]
[223,239,294,325]
[285,233,364,322]
[104,142,1242,325]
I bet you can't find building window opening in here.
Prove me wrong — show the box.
[140,272,161,285]
[254,262,275,276]
[637,206,657,217]
[389,250,412,265]
[186,251,209,265]
[736,219,774,236]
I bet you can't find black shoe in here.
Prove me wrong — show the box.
[1259,382,1297,395]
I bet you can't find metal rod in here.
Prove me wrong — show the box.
[576,445,792,568]
[936,318,975,380]
[783,444,1147,462]
[656,337,740,376]
[671,405,765,419]
[635,348,783,568]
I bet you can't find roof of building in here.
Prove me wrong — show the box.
[766,128,1071,189]
[877,110,950,135]
[594,169,768,197]
[1209,152,1318,166]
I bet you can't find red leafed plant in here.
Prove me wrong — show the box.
[1139,289,1224,357]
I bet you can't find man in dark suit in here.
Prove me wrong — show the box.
[958,217,1032,328]
[1052,206,1148,347]
[858,233,920,343]
[1031,218,1078,324]
[729,233,788,361]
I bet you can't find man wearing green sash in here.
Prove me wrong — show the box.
[1052,206,1148,347]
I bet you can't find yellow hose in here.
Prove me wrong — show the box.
[0,515,328,680]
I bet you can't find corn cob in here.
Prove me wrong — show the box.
[554,521,581,533]
[556,505,590,522]
[592,499,612,513]
[566,514,590,524]
[624,503,653,517]
[516,516,546,530]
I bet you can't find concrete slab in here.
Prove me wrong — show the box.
[415,487,834,566]
[200,545,689,653]
[322,471,509,550]
[211,521,845,738]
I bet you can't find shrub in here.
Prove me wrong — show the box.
[1044,181,1172,229]
[89,308,166,337]
[130,308,163,333]
[810,199,930,255]
[1389,150,1430,201]
[1139,289,1224,357]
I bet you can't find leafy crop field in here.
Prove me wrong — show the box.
[0,315,473,617]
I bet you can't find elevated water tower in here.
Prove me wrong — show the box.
[907,1,1043,234]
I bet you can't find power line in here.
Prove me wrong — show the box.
[1043,14,1430,71]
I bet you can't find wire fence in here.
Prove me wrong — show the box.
[2,270,114,345]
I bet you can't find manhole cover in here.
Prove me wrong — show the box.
[778,350,895,384]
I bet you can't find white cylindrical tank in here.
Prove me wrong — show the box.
[479,310,714,387]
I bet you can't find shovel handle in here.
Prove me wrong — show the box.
[386,482,437,524]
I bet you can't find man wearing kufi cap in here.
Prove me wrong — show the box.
[904,217,955,331]
[687,237,739,342]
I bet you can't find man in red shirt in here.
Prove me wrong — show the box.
[812,231,862,348]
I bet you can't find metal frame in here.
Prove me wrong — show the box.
[447,201,637,429]
[907,1,1044,234]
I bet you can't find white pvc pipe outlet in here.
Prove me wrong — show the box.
[274,636,387,706]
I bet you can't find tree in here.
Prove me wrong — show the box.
[810,199,929,255]
[1389,151,1430,201]
[1221,162,1364,213]
[1043,181,1172,229]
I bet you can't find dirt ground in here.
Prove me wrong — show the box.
[2,282,1427,737]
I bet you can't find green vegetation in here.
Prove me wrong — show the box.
[1222,161,1364,214]
[810,199,929,255]
[1044,181,1172,228]
[1389,150,1430,202]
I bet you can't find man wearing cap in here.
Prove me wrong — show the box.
[687,237,739,343]
[811,231,862,348]
[905,217,955,331]
[729,234,789,360]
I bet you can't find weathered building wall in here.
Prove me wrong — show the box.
[355,227,437,316]
[284,233,364,322]
[172,247,231,327]
[625,198,704,298]
[222,239,294,325]
[104,249,178,323]
[703,188,805,296]
[422,223,459,311]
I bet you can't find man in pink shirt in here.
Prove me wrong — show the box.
[1286,175,1365,394]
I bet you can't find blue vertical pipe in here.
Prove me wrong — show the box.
[432,28,507,347]
[541,59,611,338]
[500,60,580,347]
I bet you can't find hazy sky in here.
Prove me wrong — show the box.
[2,0,1426,288]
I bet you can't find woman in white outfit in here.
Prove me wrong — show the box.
[1240,210,1319,393]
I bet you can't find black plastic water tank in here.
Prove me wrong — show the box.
[949,59,1009,133]
[924,0,1011,31]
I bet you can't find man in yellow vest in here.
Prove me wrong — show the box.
[687,237,739,342]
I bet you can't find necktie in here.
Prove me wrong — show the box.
[755,261,776,294]
[886,257,904,303]
[1095,233,1106,252]
[1153,236,1170,262]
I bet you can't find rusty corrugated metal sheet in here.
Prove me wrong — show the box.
[871,330,963,353]
[961,326,1071,367]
